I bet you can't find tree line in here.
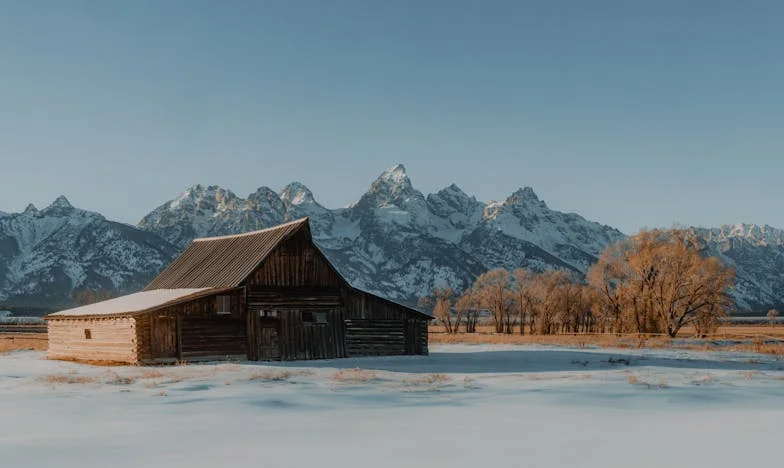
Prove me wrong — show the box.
[420,228,735,338]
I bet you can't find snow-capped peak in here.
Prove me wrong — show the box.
[280,182,316,206]
[506,187,547,208]
[364,164,417,203]
[379,164,408,184]
[49,195,73,210]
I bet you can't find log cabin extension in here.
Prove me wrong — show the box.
[46,218,431,364]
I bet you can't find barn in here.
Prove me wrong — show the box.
[46,218,431,364]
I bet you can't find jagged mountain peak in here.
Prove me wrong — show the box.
[506,187,547,208]
[23,204,38,214]
[366,164,416,200]
[380,163,408,183]
[693,223,784,248]
[438,183,472,199]
[248,186,283,204]
[280,182,316,206]
[428,183,482,217]
[47,195,73,210]
[168,184,240,211]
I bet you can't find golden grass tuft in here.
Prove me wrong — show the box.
[42,373,97,385]
[137,370,166,380]
[249,369,292,382]
[332,368,379,383]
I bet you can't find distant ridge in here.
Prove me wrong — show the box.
[1,166,781,313]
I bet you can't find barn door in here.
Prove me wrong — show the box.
[150,315,177,358]
[257,310,281,361]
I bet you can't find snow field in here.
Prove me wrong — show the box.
[2,344,784,468]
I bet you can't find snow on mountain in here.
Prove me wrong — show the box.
[136,165,626,303]
[0,197,177,311]
[138,184,287,249]
[4,167,782,312]
[689,224,784,311]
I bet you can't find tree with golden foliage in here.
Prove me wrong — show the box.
[474,269,515,333]
[512,268,536,335]
[419,287,457,333]
[587,229,734,337]
[454,287,481,333]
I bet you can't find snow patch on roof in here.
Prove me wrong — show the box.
[48,288,216,317]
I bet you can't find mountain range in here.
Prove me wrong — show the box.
[1,165,781,314]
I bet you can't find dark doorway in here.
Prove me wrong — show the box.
[258,310,281,361]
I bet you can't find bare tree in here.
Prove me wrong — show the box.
[422,287,456,333]
[455,288,480,333]
[586,229,735,337]
[475,269,514,333]
[512,268,536,335]
[768,309,780,327]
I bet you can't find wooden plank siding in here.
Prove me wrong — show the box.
[246,229,343,288]
[143,290,246,363]
[48,317,140,364]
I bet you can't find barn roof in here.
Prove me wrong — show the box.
[145,218,310,290]
[47,288,232,319]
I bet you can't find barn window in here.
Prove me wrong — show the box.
[216,295,232,315]
[302,311,327,326]
[260,310,279,318]
[84,329,92,339]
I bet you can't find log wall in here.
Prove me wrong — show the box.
[47,317,140,364]
[142,291,246,363]
[344,319,405,356]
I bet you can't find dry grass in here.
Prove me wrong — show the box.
[332,368,379,383]
[626,372,667,389]
[103,371,136,386]
[403,374,454,390]
[249,369,292,382]
[42,373,97,385]
[137,370,166,380]
[0,334,47,353]
[430,324,784,356]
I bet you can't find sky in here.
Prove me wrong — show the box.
[1,0,783,234]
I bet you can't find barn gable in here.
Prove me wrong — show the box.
[144,218,310,290]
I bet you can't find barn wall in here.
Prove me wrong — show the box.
[246,287,346,361]
[246,230,343,288]
[47,317,140,364]
[150,292,246,362]
[343,288,430,357]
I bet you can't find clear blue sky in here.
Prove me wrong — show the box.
[1,0,783,234]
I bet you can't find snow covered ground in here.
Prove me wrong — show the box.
[2,344,784,468]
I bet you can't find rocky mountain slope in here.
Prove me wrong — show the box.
[138,164,625,302]
[1,165,781,313]
[690,224,784,312]
[0,197,177,312]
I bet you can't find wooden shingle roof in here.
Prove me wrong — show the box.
[144,218,310,290]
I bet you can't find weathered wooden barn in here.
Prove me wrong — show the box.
[46,218,431,364]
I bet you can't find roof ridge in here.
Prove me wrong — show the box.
[192,217,309,243]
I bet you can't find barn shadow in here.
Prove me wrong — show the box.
[256,348,777,374]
